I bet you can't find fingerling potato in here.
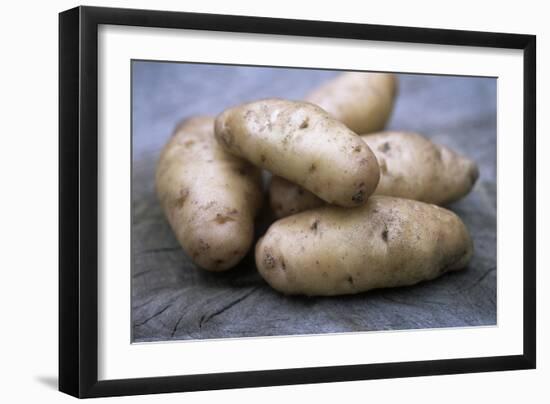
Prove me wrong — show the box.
[156,117,263,271]
[257,196,473,296]
[305,72,397,134]
[270,131,479,218]
[215,98,380,207]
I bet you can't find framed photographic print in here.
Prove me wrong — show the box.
[59,5,536,398]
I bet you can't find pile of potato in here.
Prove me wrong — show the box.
[156,72,478,296]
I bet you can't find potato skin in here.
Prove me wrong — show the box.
[305,72,397,134]
[270,132,479,218]
[270,175,324,218]
[366,131,479,203]
[156,117,263,271]
[256,196,473,296]
[214,98,380,208]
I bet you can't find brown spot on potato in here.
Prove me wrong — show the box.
[379,142,391,153]
[353,145,362,152]
[347,276,354,285]
[215,259,224,265]
[299,118,309,129]
[264,248,276,269]
[214,214,236,224]
[322,271,328,278]
[309,163,317,173]
[184,140,195,148]
[297,188,304,196]
[175,189,189,209]
[198,239,210,252]
[260,154,267,163]
[264,121,273,131]
[281,259,286,271]
[352,190,364,204]
[310,219,319,232]
[381,228,389,242]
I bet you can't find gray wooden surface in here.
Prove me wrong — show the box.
[131,62,496,342]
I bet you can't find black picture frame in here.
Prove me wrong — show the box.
[59,5,536,398]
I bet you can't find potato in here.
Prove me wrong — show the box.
[270,175,325,218]
[156,116,263,271]
[305,72,397,134]
[256,196,473,296]
[270,131,479,218]
[215,98,380,207]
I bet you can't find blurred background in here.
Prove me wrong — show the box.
[132,61,496,342]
